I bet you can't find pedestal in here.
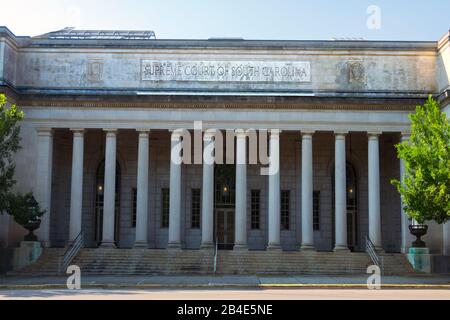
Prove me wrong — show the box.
[407,247,431,273]
[13,241,42,271]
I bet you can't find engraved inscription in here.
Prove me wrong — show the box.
[141,60,311,82]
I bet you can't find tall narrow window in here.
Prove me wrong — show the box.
[251,190,261,230]
[313,190,320,231]
[132,188,137,228]
[161,188,170,228]
[191,188,201,229]
[281,190,290,230]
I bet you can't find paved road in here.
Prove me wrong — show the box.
[1,289,449,300]
[2,274,450,286]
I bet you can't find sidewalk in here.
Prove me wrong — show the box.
[1,274,450,290]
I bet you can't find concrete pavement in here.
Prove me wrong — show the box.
[1,288,450,300]
[1,274,450,290]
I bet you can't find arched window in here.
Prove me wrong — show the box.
[94,160,121,245]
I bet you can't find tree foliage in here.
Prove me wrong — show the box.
[0,94,24,213]
[392,96,450,224]
[6,193,45,226]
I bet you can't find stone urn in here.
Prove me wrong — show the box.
[409,224,428,248]
[23,219,41,242]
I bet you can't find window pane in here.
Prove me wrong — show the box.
[161,188,170,228]
[281,190,290,230]
[191,188,201,229]
[251,190,260,230]
[313,190,320,231]
[132,188,137,227]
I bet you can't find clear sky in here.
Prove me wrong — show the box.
[0,0,449,41]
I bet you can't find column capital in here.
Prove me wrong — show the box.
[36,128,53,136]
[136,128,151,134]
[301,130,315,137]
[269,129,281,137]
[235,129,248,139]
[70,129,85,137]
[401,132,411,140]
[103,129,118,137]
[368,131,382,138]
[334,130,348,137]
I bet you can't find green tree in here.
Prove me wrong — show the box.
[0,94,24,213]
[392,95,450,224]
[6,193,45,226]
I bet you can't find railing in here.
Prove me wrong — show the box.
[365,236,383,275]
[213,238,218,274]
[60,231,84,273]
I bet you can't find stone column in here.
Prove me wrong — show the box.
[443,222,450,256]
[368,132,383,251]
[134,130,150,248]
[334,132,349,251]
[69,129,85,243]
[301,131,315,250]
[400,133,413,253]
[234,130,248,250]
[267,130,281,250]
[101,129,117,248]
[168,130,182,249]
[201,131,215,249]
[35,128,53,247]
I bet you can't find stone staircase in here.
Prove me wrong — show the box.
[8,248,65,276]
[216,251,416,275]
[10,248,417,276]
[381,253,417,275]
[72,248,214,275]
[216,251,371,275]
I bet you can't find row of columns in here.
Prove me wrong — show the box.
[35,128,410,252]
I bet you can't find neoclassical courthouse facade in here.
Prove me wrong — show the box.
[1,27,449,265]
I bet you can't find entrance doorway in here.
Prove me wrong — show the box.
[214,165,236,250]
[215,209,235,250]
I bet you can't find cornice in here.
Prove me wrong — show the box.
[17,99,417,111]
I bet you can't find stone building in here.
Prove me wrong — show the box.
[0,27,449,274]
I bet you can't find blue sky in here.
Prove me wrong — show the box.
[1,0,449,40]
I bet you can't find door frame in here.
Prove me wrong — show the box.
[214,208,235,250]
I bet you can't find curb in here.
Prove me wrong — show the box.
[1,283,450,290]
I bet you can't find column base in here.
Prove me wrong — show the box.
[167,242,182,250]
[133,241,149,249]
[266,244,282,251]
[200,243,214,250]
[40,240,51,248]
[374,246,385,254]
[100,241,116,248]
[300,244,316,251]
[333,245,350,252]
[233,244,249,251]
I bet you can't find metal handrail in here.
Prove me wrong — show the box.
[60,231,84,273]
[365,236,383,275]
[213,237,218,274]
